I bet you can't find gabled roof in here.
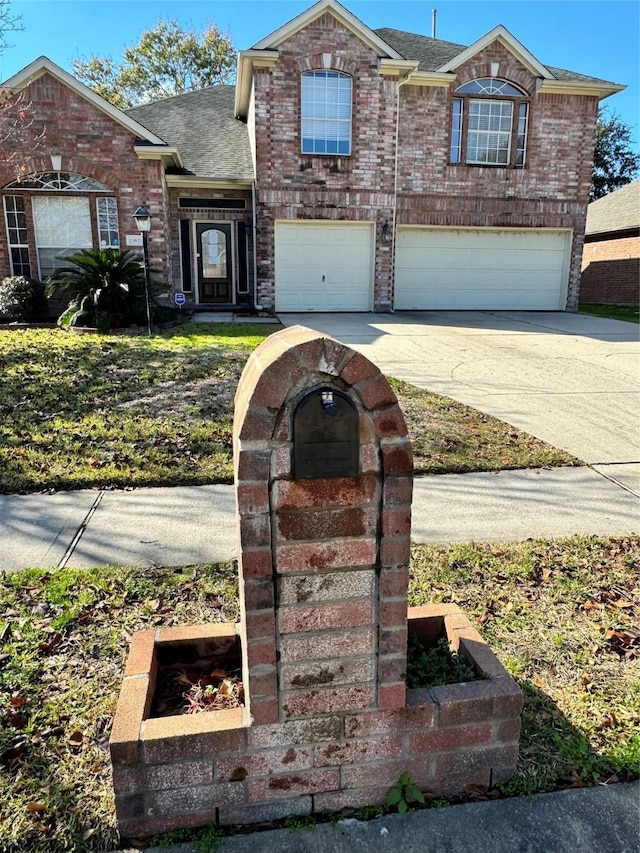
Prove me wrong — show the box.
[375,27,624,96]
[585,181,640,236]
[436,25,553,79]
[2,56,168,146]
[127,87,254,183]
[236,0,406,117]
[252,0,403,58]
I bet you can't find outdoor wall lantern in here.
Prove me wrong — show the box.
[133,206,153,337]
[381,220,391,243]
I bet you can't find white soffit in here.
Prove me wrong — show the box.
[437,25,555,80]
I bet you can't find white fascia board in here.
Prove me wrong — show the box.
[251,0,403,59]
[378,59,420,77]
[538,79,625,100]
[134,146,183,169]
[3,56,168,145]
[437,25,554,80]
[165,175,254,190]
[234,50,277,118]
[403,71,455,88]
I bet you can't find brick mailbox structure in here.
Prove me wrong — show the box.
[110,326,522,838]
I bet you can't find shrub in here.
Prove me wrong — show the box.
[0,275,48,322]
[46,248,169,331]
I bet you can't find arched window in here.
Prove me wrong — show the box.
[450,78,529,167]
[3,172,119,278]
[5,171,112,191]
[301,70,352,155]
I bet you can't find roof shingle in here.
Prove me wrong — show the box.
[585,181,640,236]
[374,26,620,86]
[127,86,254,181]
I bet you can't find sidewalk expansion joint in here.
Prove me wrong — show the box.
[57,490,105,569]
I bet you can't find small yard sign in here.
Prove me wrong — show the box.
[174,293,186,307]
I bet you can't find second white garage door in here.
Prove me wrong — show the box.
[275,221,374,312]
[395,227,571,311]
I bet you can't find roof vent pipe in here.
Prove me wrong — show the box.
[432,9,437,38]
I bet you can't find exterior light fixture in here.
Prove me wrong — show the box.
[132,205,151,232]
[133,206,153,337]
[381,220,391,243]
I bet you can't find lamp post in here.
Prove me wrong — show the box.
[133,205,153,338]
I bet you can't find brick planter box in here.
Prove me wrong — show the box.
[111,605,522,838]
[110,328,522,838]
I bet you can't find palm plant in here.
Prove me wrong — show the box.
[46,248,165,331]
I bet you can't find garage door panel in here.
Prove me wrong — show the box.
[276,222,373,312]
[395,228,570,311]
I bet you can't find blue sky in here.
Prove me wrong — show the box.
[3,0,639,142]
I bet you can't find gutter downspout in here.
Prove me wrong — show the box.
[252,180,259,311]
[390,69,415,312]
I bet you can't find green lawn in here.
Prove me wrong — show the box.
[579,303,640,324]
[0,325,576,494]
[1,536,637,851]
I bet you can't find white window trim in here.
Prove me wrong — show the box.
[451,78,529,169]
[96,197,120,249]
[465,98,514,166]
[301,70,353,156]
[3,195,31,277]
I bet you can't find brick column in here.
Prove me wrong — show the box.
[233,326,413,726]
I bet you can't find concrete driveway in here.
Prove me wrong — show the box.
[279,311,640,492]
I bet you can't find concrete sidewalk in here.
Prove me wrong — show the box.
[1,466,639,571]
[137,780,640,853]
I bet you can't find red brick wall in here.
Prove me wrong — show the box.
[110,328,521,837]
[252,19,599,311]
[166,187,253,300]
[233,327,413,725]
[252,13,398,310]
[580,234,640,304]
[0,73,171,284]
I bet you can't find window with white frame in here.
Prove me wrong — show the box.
[32,196,93,278]
[3,172,119,279]
[3,196,31,277]
[450,78,529,168]
[301,70,352,155]
[97,197,119,248]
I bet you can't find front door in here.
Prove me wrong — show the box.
[196,223,232,303]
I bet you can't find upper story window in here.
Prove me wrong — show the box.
[301,70,352,156]
[450,78,529,168]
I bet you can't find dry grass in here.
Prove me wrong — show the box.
[0,326,576,495]
[1,536,638,851]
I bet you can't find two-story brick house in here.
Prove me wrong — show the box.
[1,0,623,314]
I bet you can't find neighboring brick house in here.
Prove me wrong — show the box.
[580,181,639,305]
[1,0,624,313]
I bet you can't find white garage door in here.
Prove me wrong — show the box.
[395,228,571,310]
[275,221,373,312]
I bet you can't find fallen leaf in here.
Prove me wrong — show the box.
[10,696,26,708]
[27,802,47,813]
[210,668,227,679]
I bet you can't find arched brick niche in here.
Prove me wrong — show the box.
[233,325,413,726]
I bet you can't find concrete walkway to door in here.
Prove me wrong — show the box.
[279,311,640,494]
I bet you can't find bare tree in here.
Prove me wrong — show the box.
[0,0,44,178]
